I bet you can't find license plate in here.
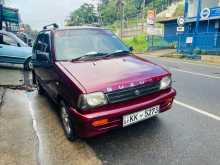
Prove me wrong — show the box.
[123,105,160,127]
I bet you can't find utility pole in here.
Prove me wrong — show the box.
[117,0,125,38]
[97,0,103,25]
[142,0,146,32]
[92,0,103,25]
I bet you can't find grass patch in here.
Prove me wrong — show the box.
[122,34,148,53]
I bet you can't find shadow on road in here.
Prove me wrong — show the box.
[86,116,173,165]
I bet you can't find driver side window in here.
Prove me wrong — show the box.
[34,33,51,62]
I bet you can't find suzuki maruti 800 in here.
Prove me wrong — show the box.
[32,24,176,141]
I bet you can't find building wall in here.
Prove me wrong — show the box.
[164,21,178,42]
[201,0,219,9]
[187,0,220,17]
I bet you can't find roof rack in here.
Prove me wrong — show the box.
[43,23,59,30]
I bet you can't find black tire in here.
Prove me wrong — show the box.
[24,58,33,71]
[36,80,45,95]
[60,101,77,141]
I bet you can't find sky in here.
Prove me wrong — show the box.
[6,0,92,30]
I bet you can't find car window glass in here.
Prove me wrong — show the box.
[35,33,51,62]
[55,29,129,61]
[0,34,18,46]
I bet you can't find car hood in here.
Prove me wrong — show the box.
[58,56,169,93]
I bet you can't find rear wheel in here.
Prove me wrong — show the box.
[60,101,77,141]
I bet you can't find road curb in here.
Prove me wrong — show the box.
[0,87,6,108]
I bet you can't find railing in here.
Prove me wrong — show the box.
[177,33,220,55]
[147,35,177,51]
[147,32,220,55]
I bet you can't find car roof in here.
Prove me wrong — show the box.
[41,26,108,33]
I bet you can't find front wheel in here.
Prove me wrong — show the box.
[24,58,33,71]
[36,80,45,95]
[60,101,77,141]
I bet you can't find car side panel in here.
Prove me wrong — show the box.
[0,44,32,64]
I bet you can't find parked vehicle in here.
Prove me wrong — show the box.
[32,24,176,141]
[0,30,32,70]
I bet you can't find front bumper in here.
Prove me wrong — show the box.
[69,88,176,137]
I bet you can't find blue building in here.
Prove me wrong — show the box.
[160,0,220,55]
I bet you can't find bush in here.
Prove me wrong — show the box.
[123,34,148,53]
[193,48,201,55]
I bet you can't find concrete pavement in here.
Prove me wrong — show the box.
[0,89,38,165]
[0,67,101,165]
[0,66,24,86]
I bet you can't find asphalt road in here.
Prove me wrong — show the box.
[0,57,220,165]
[86,56,220,165]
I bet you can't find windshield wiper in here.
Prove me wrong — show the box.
[103,50,130,58]
[71,52,107,62]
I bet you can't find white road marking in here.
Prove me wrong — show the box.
[174,100,220,121]
[172,68,220,80]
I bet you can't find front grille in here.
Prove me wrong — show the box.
[105,81,161,104]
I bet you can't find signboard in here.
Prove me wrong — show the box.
[147,26,163,35]
[0,5,19,23]
[177,16,185,26]
[200,8,211,19]
[186,37,193,44]
[147,10,156,25]
[210,7,220,17]
[177,26,184,32]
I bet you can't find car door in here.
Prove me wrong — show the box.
[0,33,26,64]
[33,32,59,101]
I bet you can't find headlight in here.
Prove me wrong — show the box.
[160,76,172,90]
[78,92,108,109]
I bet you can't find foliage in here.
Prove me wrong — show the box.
[67,0,182,27]
[193,48,202,55]
[173,3,184,17]
[23,24,38,39]
[66,3,98,26]
[123,34,148,52]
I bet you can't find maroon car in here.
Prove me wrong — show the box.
[32,24,176,141]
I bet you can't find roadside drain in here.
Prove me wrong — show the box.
[0,88,6,111]
[27,94,42,165]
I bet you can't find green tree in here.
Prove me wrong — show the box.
[23,24,38,39]
[67,3,98,26]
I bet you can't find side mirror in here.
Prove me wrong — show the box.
[129,46,134,52]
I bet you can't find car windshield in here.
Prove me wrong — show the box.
[54,29,129,61]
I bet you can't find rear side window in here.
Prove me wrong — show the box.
[0,33,17,46]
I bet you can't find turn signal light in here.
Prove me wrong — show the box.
[92,119,109,127]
